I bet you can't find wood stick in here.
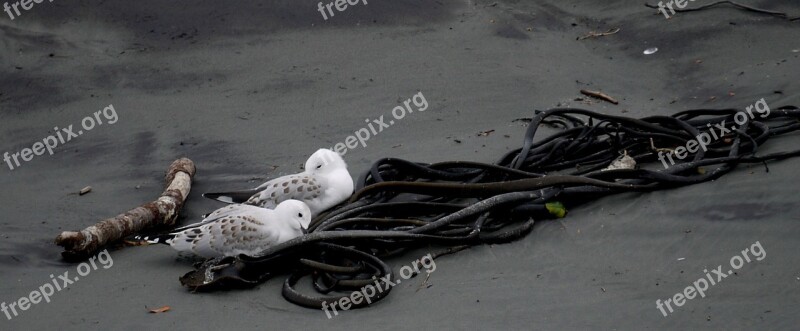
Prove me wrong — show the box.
[55,158,196,259]
[580,89,619,105]
[577,27,620,40]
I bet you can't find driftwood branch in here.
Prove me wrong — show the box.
[577,27,620,40]
[55,158,196,259]
[580,89,619,105]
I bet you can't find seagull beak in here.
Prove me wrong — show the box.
[301,227,308,235]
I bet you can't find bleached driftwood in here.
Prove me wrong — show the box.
[55,158,196,259]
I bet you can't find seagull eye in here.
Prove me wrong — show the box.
[298,213,303,218]
[316,164,322,169]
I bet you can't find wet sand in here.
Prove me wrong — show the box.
[1,0,799,329]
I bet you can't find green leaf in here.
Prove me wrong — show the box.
[545,201,567,218]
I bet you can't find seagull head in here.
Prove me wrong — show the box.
[276,199,312,232]
[304,148,347,175]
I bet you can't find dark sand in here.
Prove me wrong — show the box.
[1,0,799,329]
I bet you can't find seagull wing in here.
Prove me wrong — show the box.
[171,204,257,232]
[245,174,322,209]
[169,209,282,258]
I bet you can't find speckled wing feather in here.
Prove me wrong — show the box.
[169,211,281,258]
[245,174,322,208]
[171,204,251,232]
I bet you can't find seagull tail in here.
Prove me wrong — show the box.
[202,190,258,204]
[132,234,175,245]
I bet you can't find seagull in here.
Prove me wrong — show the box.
[139,200,311,258]
[202,148,354,216]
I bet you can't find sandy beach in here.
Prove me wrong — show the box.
[1,0,799,329]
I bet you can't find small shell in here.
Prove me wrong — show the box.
[643,47,658,55]
[79,186,92,195]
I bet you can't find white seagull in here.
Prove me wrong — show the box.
[203,148,354,216]
[142,200,311,258]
